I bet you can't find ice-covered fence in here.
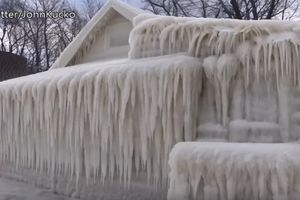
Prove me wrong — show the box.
[0,55,202,186]
[168,142,300,200]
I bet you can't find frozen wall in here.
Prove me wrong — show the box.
[124,15,300,200]
[0,55,201,194]
[129,14,300,143]
[78,11,133,64]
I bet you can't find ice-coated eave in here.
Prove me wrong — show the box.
[129,14,300,60]
[129,14,300,87]
[49,0,145,70]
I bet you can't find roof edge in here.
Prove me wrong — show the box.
[49,0,144,70]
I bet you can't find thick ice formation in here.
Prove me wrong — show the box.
[229,120,281,142]
[3,12,300,199]
[129,14,300,86]
[129,14,300,143]
[0,55,202,186]
[168,142,300,200]
[128,15,300,199]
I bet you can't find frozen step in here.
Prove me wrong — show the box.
[290,98,300,109]
[197,123,228,140]
[196,138,228,142]
[290,126,300,141]
[291,98,300,105]
[229,120,281,143]
[291,112,300,124]
[290,126,300,138]
[290,88,300,98]
[291,103,300,111]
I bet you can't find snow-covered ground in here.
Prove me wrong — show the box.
[0,177,77,200]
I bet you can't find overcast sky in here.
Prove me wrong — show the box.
[70,0,143,9]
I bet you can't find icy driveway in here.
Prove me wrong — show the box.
[0,177,77,200]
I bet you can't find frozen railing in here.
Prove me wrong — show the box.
[168,141,300,200]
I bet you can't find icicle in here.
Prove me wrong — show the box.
[202,55,239,125]
[0,54,202,189]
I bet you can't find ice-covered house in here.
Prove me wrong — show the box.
[51,0,145,69]
[1,0,300,200]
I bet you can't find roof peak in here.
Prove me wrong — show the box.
[50,0,145,70]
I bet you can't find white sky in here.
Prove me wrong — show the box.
[69,0,143,9]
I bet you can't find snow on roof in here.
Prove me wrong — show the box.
[50,0,145,70]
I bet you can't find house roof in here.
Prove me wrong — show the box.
[49,0,145,70]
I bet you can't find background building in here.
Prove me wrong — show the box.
[0,51,27,81]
